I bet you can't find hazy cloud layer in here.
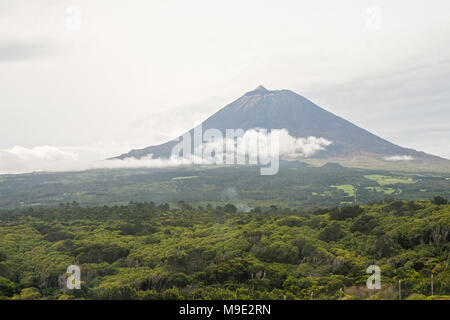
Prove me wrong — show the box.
[0,145,191,174]
[0,146,82,174]
[0,130,332,174]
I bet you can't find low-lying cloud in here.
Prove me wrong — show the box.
[181,128,332,163]
[276,130,332,157]
[383,155,414,161]
[0,146,190,174]
[0,129,332,174]
[0,146,82,174]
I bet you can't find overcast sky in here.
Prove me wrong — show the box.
[1,0,449,173]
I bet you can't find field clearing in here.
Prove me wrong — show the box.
[172,176,199,181]
[364,174,417,186]
[365,186,398,195]
[331,184,355,197]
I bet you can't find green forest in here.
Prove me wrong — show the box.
[0,198,448,300]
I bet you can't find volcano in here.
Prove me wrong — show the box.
[115,86,446,166]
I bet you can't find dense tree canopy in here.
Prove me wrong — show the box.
[0,200,448,300]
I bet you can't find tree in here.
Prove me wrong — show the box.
[13,288,41,300]
[292,236,316,260]
[0,277,14,297]
[77,243,129,264]
[319,222,345,242]
[432,196,448,205]
[350,215,378,233]
[330,206,363,220]
[178,201,193,211]
[95,286,137,300]
[256,242,299,264]
[158,203,170,211]
[224,204,237,213]
[371,235,397,258]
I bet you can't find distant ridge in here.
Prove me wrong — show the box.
[321,162,345,169]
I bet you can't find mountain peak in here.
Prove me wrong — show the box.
[245,85,269,96]
[115,86,443,163]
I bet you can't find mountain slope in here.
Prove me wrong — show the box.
[116,86,444,163]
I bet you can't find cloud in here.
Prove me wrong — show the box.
[224,129,332,159]
[0,40,59,62]
[0,130,333,174]
[276,130,332,158]
[91,155,195,169]
[6,145,78,161]
[0,146,82,174]
[0,145,195,174]
[188,128,332,163]
[383,155,414,161]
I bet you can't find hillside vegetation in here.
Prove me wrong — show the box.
[0,200,448,300]
[1,165,449,209]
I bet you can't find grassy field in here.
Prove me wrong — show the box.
[365,186,398,195]
[364,174,417,186]
[331,184,355,197]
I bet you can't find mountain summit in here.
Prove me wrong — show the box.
[245,85,269,95]
[115,86,445,165]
